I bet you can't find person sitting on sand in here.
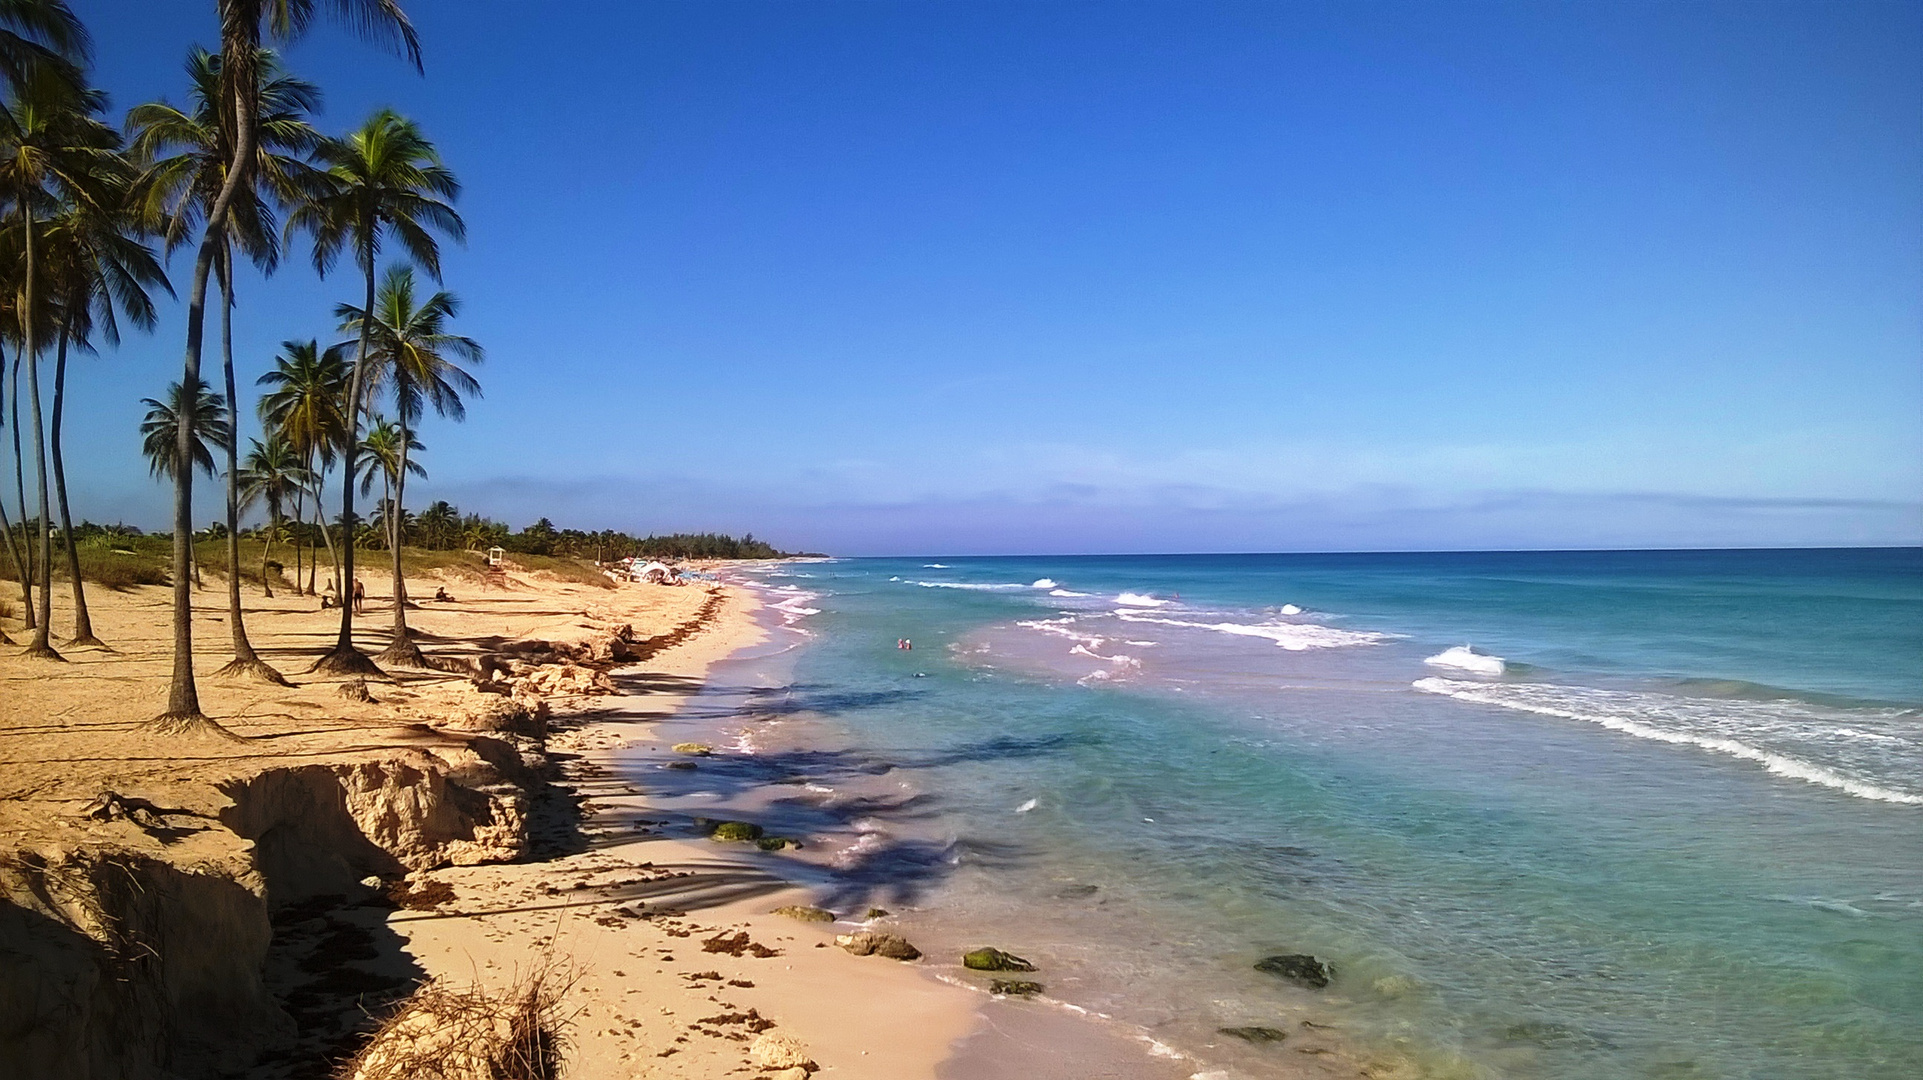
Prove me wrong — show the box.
[434,586,453,602]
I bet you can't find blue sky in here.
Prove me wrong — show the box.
[59,0,1923,554]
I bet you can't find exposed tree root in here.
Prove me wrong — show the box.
[375,634,429,669]
[63,634,111,651]
[309,645,388,679]
[20,642,66,662]
[213,655,292,686]
[143,711,246,740]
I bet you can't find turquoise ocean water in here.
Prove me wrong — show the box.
[680,549,1921,1079]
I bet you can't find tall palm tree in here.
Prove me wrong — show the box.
[239,431,306,598]
[128,47,320,683]
[37,164,170,648]
[0,67,118,660]
[334,263,477,665]
[153,0,418,728]
[356,415,422,550]
[139,376,227,481]
[256,337,346,597]
[286,109,460,674]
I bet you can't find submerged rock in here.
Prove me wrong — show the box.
[1254,954,1332,989]
[772,905,835,922]
[864,907,891,919]
[990,979,1043,996]
[1219,1026,1288,1044]
[664,760,698,770]
[756,836,801,851]
[836,931,921,960]
[963,947,1036,972]
[671,742,713,755]
[709,821,763,842]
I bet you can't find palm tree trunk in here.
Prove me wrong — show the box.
[22,208,60,660]
[260,505,275,597]
[0,337,29,630]
[153,63,258,733]
[378,413,424,666]
[7,341,34,629]
[314,251,382,676]
[212,258,284,684]
[311,476,340,603]
[50,324,100,647]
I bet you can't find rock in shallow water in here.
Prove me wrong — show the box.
[1219,1026,1288,1043]
[836,931,922,960]
[772,905,834,922]
[671,742,712,755]
[963,947,1036,972]
[709,821,763,842]
[990,979,1044,996]
[1254,954,1332,989]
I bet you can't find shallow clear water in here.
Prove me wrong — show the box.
[709,549,1923,1079]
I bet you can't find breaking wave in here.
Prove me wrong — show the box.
[1412,677,1923,805]
[1425,646,1506,677]
[1114,611,1393,650]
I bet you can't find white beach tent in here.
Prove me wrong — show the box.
[636,560,677,583]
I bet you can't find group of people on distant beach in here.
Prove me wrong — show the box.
[319,581,457,612]
[321,579,367,613]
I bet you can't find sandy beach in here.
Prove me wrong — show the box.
[0,561,977,1078]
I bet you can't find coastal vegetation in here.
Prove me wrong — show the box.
[0,0,793,719]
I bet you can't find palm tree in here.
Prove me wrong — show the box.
[334,263,477,664]
[286,109,460,674]
[355,414,423,549]
[128,47,320,684]
[416,498,456,550]
[37,159,170,648]
[0,67,119,660]
[256,337,347,598]
[0,1,87,101]
[152,0,418,728]
[239,431,306,598]
[140,377,227,481]
[0,297,29,625]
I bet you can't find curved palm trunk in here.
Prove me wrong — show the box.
[377,423,422,666]
[213,260,285,684]
[22,209,60,660]
[313,254,383,677]
[310,476,340,601]
[6,342,33,629]
[153,68,258,734]
[50,325,100,647]
[0,338,28,631]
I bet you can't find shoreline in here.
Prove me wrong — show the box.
[378,578,986,1079]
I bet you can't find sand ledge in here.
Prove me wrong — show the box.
[0,564,974,1078]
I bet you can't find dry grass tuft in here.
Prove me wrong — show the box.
[338,965,576,1080]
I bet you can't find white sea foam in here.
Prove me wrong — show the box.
[1032,578,1059,589]
[1280,604,1302,615]
[923,563,949,568]
[1425,645,1506,676]
[912,580,1028,591]
[1115,611,1392,650]
[1015,798,1038,813]
[1016,617,1106,649]
[1049,588,1092,597]
[1115,592,1167,607]
[1071,643,1141,667]
[1412,677,1923,805]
